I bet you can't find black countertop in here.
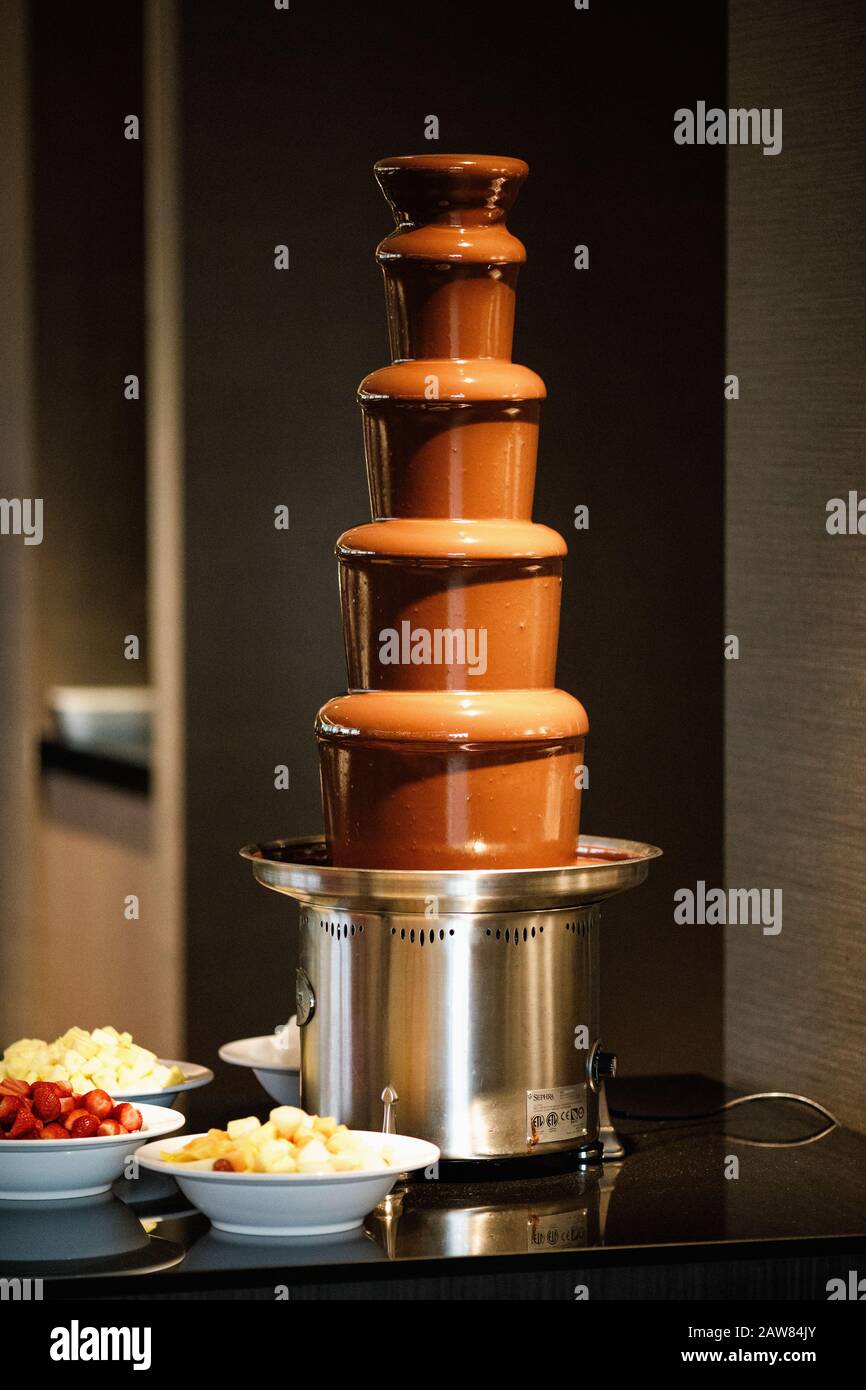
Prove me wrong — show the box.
[4,1077,865,1300]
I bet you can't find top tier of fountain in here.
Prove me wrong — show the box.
[360,153,544,523]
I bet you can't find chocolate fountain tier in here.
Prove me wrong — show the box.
[316,689,588,870]
[375,154,529,361]
[337,519,565,690]
[359,361,545,520]
[362,400,540,522]
[358,359,546,402]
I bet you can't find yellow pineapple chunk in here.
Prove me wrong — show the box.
[269,1105,307,1140]
[227,1116,261,1140]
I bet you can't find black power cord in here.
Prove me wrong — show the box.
[609,1091,839,1149]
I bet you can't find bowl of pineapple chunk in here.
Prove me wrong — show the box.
[134,1106,439,1236]
[0,1027,212,1108]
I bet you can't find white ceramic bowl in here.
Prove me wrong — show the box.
[136,1131,439,1237]
[113,1060,214,1106]
[0,1104,185,1201]
[219,1027,300,1106]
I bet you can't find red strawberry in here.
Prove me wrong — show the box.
[8,1103,37,1138]
[97,1119,124,1137]
[63,1107,90,1132]
[0,1096,20,1129]
[53,1081,73,1097]
[112,1103,142,1133]
[40,1122,69,1139]
[31,1082,61,1122]
[0,1078,30,1098]
[82,1089,113,1120]
[70,1114,100,1139]
[59,1096,77,1116]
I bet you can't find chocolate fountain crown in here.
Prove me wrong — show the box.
[315,155,588,870]
[374,154,528,363]
[374,153,529,225]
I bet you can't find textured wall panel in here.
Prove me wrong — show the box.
[726,0,866,1128]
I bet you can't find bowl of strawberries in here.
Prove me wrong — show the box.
[0,1078,184,1200]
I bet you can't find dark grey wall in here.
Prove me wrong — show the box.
[726,0,866,1130]
[181,0,726,1099]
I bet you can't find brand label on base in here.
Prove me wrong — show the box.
[527,1210,589,1250]
[527,1084,588,1145]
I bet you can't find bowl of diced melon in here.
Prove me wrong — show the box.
[134,1107,439,1237]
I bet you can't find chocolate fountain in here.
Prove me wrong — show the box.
[243,155,660,1169]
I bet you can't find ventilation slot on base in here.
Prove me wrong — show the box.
[483,924,544,944]
[321,920,365,940]
[390,927,455,944]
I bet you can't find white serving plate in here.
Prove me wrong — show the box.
[112,1060,214,1106]
[219,1025,300,1105]
[0,1104,185,1201]
[136,1130,439,1237]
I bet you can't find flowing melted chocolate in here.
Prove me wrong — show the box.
[316,155,589,870]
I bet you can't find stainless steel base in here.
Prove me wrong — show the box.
[298,902,600,1161]
[241,835,661,1164]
